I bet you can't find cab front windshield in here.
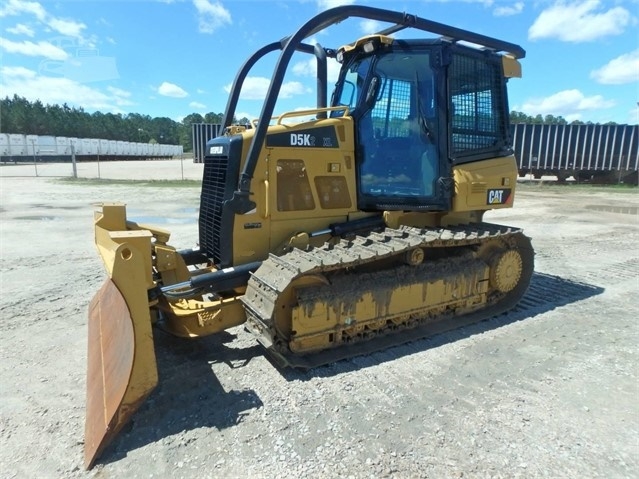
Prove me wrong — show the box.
[334,49,439,206]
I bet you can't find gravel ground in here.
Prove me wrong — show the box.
[1,160,637,478]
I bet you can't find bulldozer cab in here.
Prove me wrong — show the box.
[330,37,516,213]
[332,40,442,210]
[219,6,523,222]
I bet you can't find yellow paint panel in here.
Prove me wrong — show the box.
[452,156,518,212]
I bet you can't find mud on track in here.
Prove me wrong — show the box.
[1,164,637,479]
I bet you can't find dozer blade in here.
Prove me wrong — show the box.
[85,204,161,469]
[84,279,158,469]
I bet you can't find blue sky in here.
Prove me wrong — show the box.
[1,0,637,125]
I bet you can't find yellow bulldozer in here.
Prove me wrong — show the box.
[85,5,533,469]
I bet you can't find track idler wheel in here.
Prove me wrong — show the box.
[478,238,526,294]
[489,249,523,293]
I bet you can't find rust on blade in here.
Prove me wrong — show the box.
[84,279,158,469]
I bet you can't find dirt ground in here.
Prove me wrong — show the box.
[1,160,637,479]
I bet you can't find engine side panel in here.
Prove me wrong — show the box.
[229,116,362,264]
[452,156,519,212]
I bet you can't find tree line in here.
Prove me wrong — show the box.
[0,95,249,152]
[509,111,619,126]
[1,96,620,152]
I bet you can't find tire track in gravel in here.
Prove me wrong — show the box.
[3,174,637,478]
[91,269,606,476]
[0,254,103,331]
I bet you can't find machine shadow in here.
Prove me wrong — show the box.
[277,271,605,381]
[98,271,603,465]
[99,331,264,467]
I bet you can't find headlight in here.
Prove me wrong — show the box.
[363,41,375,53]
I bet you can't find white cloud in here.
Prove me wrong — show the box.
[529,0,630,43]
[106,86,131,97]
[224,76,309,100]
[0,66,132,112]
[1,65,36,78]
[2,2,90,45]
[106,86,133,106]
[193,0,231,34]
[517,89,616,120]
[360,19,382,35]
[290,37,342,83]
[0,0,46,21]
[292,60,314,77]
[189,101,207,109]
[590,49,639,85]
[6,23,35,37]
[494,2,524,17]
[281,81,310,98]
[0,37,68,60]
[224,76,267,100]
[292,57,341,83]
[317,0,356,10]
[47,17,86,39]
[158,81,188,98]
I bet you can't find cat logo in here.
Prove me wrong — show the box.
[487,188,512,205]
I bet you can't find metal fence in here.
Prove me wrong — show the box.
[192,123,222,163]
[0,157,202,180]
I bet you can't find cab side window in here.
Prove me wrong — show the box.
[449,52,509,160]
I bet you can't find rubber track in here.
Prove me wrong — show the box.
[241,222,530,369]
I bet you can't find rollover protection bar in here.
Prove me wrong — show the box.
[224,4,526,215]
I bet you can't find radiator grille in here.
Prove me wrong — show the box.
[199,154,229,265]
[199,135,243,267]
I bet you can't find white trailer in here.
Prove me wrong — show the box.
[139,143,150,157]
[90,139,100,155]
[98,139,111,155]
[116,141,126,156]
[25,135,38,156]
[69,138,81,155]
[0,133,9,156]
[56,137,71,155]
[9,133,27,156]
[81,139,92,155]
[133,142,141,156]
[37,136,58,156]
[1,134,184,161]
